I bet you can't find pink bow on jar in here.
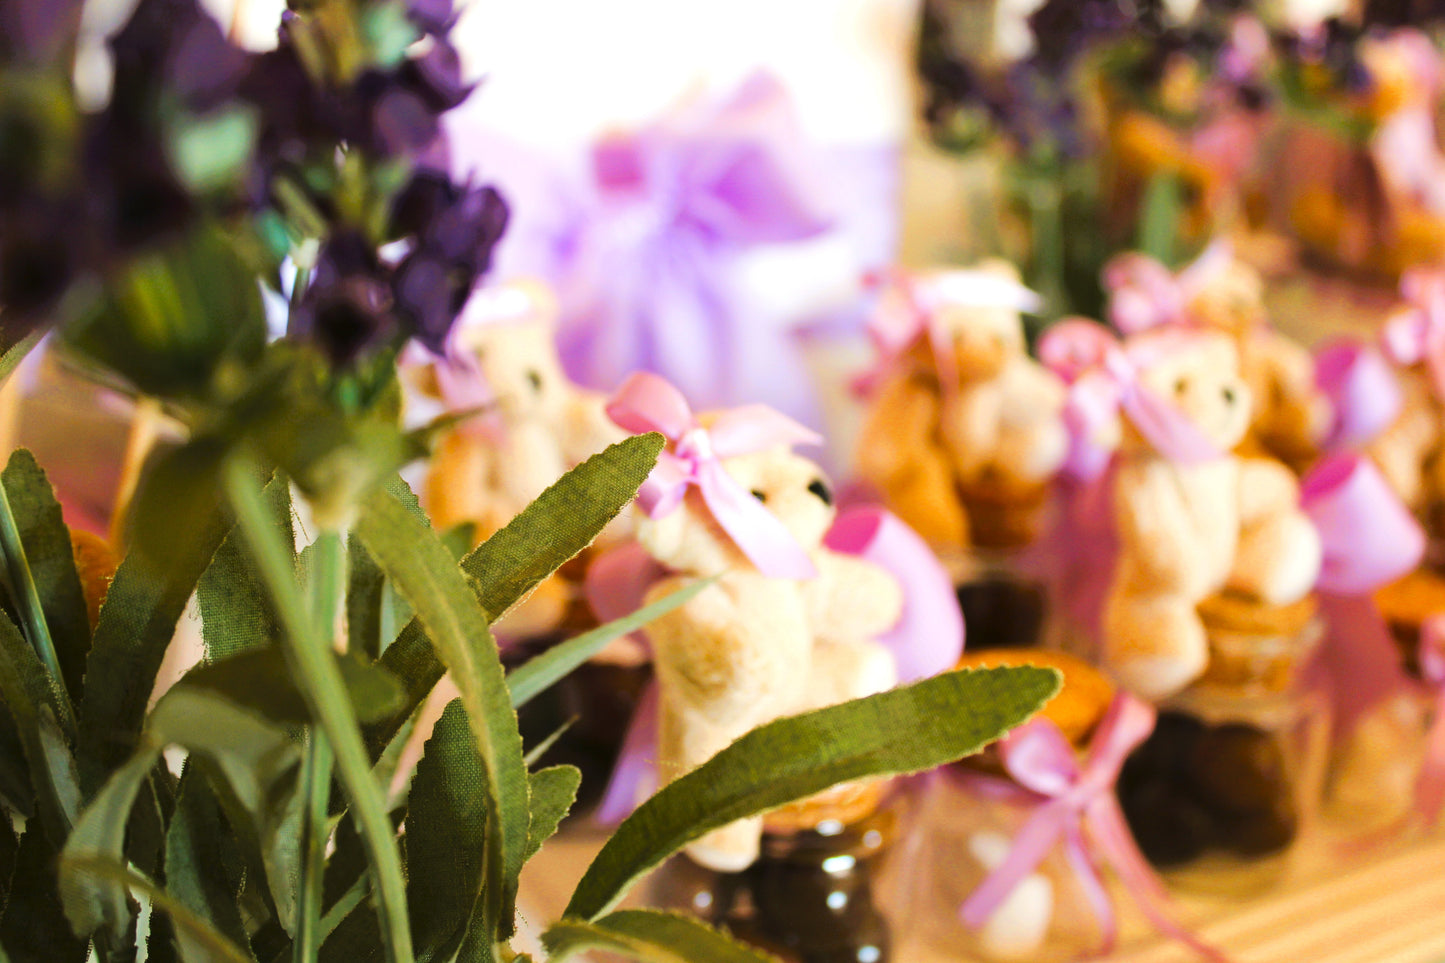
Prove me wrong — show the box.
[607,371,822,579]
[961,694,1228,962]
[1314,338,1405,450]
[1102,239,1234,335]
[1037,320,1221,481]
[1414,616,1445,826]
[1381,268,1445,400]
[856,267,1042,395]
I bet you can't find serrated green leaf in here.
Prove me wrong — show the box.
[505,581,708,710]
[522,765,579,867]
[199,473,292,661]
[522,718,575,768]
[0,825,87,962]
[347,539,386,660]
[566,666,1061,920]
[79,441,231,794]
[363,434,664,761]
[0,818,16,918]
[405,700,487,963]
[64,856,254,963]
[0,610,75,843]
[165,770,258,962]
[177,645,405,725]
[58,746,155,941]
[1,450,90,698]
[355,488,527,944]
[542,910,780,963]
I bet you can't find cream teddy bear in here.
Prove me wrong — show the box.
[856,261,1068,552]
[632,414,902,871]
[1104,332,1322,700]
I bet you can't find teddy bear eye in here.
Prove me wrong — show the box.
[1174,377,1188,397]
[1222,386,1237,405]
[807,479,833,505]
[750,489,767,503]
[526,369,543,392]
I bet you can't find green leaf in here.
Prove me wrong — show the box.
[346,539,386,660]
[0,330,42,383]
[505,581,708,709]
[178,645,405,725]
[167,105,259,193]
[542,910,781,963]
[355,488,527,943]
[165,770,258,961]
[566,666,1061,920]
[364,434,664,759]
[0,611,77,843]
[199,473,292,661]
[522,718,575,769]
[405,700,487,963]
[222,457,413,963]
[1137,170,1184,267]
[0,826,88,962]
[79,440,231,794]
[1,450,90,698]
[522,765,580,866]
[63,856,255,963]
[58,747,155,942]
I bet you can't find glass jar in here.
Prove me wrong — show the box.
[648,790,900,963]
[886,768,1105,962]
[1116,607,1328,895]
[950,545,1050,652]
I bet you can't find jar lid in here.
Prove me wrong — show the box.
[1196,592,1321,693]
[958,481,1052,550]
[954,648,1115,748]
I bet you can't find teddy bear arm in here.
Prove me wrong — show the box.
[1235,457,1301,525]
[1111,465,1213,591]
[559,391,627,466]
[804,551,905,644]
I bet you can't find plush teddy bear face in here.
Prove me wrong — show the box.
[458,321,571,423]
[636,448,837,576]
[930,260,1030,383]
[1189,262,1266,337]
[1131,331,1252,453]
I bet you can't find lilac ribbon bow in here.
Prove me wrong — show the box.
[1314,337,1405,450]
[858,267,1043,394]
[1037,321,1222,479]
[606,371,821,579]
[1381,268,1445,400]
[1102,240,1233,335]
[960,694,1228,962]
[1416,616,1445,825]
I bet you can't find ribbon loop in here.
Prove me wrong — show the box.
[1381,267,1445,399]
[606,371,819,579]
[1102,240,1233,335]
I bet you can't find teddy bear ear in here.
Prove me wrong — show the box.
[511,278,561,328]
[974,257,1023,283]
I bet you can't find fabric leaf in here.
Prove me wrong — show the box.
[0,825,87,962]
[198,472,291,661]
[0,610,76,843]
[178,645,405,725]
[522,765,580,867]
[567,665,1061,919]
[542,910,780,963]
[165,769,258,961]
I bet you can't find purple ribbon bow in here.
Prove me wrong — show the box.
[1102,240,1233,335]
[1037,321,1222,479]
[960,694,1228,962]
[1381,268,1445,400]
[1415,616,1445,825]
[606,371,821,579]
[1314,338,1405,450]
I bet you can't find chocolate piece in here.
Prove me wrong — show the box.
[1191,723,1290,815]
[1118,768,1214,867]
[955,576,1046,650]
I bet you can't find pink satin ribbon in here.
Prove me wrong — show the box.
[1381,268,1445,400]
[1037,320,1221,480]
[855,267,1042,396]
[959,694,1228,962]
[1314,338,1405,449]
[606,371,821,579]
[1102,240,1234,335]
[1415,616,1445,825]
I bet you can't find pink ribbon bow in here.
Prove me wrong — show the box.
[1415,615,1445,826]
[855,267,1042,396]
[1381,268,1445,400]
[1314,338,1405,450]
[607,371,821,579]
[960,694,1228,962]
[1037,321,1221,479]
[1102,240,1234,335]
[1301,453,1425,596]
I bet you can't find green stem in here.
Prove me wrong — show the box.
[223,459,413,963]
[1025,163,1068,324]
[296,530,344,962]
[0,480,75,733]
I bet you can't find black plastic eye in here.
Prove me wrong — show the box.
[750,489,767,503]
[1222,386,1237,405]
[526,369,543,392]
[1174,378,1188,396]
[807,479,833,505]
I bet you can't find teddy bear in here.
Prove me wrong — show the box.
[416,279,625,633]
[1102,330,1322,700]
[855,261,1069,553]
[616,374,903,870]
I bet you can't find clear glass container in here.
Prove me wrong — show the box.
[1116,612,1329,896]
[648,792,900,963]
[950,545,1050,653]
[885,768,1105,962]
